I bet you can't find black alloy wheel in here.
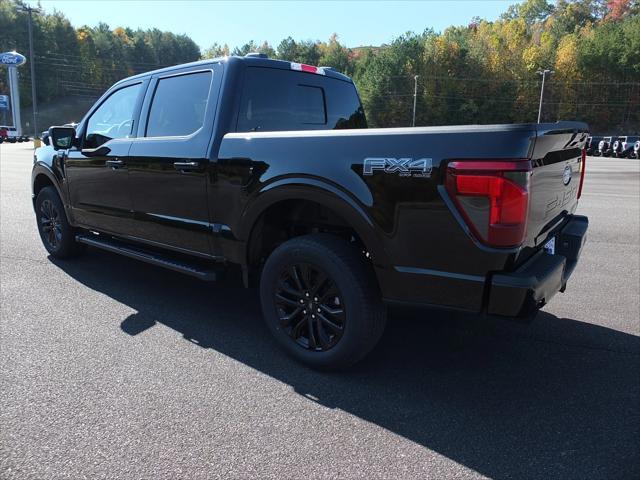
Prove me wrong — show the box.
[35,186,84,258]
[39,199,63,250]
[260,234,386,370]
[275,263,345,351]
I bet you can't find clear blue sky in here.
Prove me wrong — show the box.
[31,1,517,50]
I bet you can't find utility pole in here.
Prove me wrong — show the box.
[412,75,419,127]
[18,5,41,138]
[536,69,554,124]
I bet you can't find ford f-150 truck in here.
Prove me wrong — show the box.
[33,54,589,369]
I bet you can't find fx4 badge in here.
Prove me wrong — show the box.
[363,157,432,178]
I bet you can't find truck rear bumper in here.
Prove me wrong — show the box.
[487,215,588,319]
[379,215,588,318]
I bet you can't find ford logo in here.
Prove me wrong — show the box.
[563,165,572,186]
[0,51,27,66]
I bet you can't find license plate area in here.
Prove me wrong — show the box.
[543,236,556,255]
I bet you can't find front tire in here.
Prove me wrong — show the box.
[35,186,84,258]
[260,234,386,370]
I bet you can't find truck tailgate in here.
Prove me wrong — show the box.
[525,122,588,249]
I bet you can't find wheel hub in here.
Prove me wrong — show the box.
[274,263,345,351]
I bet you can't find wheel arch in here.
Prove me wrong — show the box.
[32,165,67,212]
[239,179,390,271]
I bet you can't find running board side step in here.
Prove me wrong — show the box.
[75,234,224,281]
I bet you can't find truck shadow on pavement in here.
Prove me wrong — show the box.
[50,250,640,480]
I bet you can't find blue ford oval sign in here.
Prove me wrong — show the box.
[0,51,27,67]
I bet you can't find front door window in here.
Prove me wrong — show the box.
[85,83,142,148]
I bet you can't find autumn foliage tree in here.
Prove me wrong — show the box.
[197,0,640,131]
[1,0,638,132]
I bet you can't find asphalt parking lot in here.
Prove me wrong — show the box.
[1,142,638,479]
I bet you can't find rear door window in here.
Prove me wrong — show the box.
[146,71,212,138]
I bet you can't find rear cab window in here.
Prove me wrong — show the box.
[236,67,366,132]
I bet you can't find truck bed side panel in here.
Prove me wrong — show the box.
[216,125,542,310]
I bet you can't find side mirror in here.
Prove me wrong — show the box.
[48,126,76,150]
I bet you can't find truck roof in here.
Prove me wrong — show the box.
[114,55,354,87]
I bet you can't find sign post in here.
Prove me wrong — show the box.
[1,51,27,137]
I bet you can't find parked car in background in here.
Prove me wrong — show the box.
[597,136,619,157]
[613,136,639,158]
[586,135,603,155]
[0,125,29,143]
[40,129,50,146]
[611,138,622,157]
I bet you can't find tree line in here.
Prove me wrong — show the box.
[1,0,638,133]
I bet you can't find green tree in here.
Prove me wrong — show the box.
[203,42,230,58]
[1,0,638,133]
[318,34,351,74]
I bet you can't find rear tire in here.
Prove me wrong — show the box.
[260,234,386,370]
[35,186,85,258]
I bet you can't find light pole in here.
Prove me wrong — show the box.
[18,5,41,138]
[536,69,554,123]
[412,75,419,127]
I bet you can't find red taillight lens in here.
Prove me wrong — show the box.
[578,149,586,199]
[445,160,532,248]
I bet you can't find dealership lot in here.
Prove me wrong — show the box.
[1,143,638,479]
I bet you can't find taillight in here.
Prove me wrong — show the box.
[578,149,586,199]
[445,160,532,248]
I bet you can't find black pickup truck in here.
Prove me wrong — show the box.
[33,55,589,369]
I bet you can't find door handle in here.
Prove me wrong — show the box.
[105,159,124,169]
[173,161,201,171]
